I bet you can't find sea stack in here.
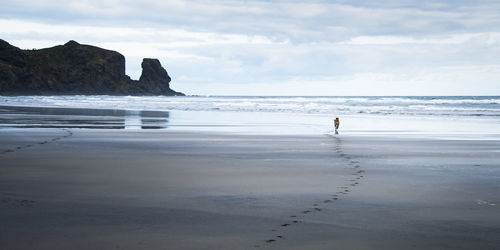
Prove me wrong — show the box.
[0,39,184,96]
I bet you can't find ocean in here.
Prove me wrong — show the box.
[1,96,499,137]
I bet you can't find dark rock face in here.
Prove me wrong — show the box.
[0,39,184,95]
[138,58,176,95]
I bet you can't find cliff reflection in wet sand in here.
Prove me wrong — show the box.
[0,105,169,129]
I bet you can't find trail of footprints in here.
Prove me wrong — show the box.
[1,197,36,208]
[259,135,365,246]
[1,129,364,246]
[0,128,73,156]
[0,129,73,208]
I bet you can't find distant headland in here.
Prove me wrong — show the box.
[0,39,184,96]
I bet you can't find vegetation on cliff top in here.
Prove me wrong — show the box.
[0,39,184,96]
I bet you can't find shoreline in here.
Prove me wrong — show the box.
[1,104,500,139]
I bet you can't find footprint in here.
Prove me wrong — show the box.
[1,198,35,208]
[19,199,35,207]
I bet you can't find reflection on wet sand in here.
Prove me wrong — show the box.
[0,105,169,129]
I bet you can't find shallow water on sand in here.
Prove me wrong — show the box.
[1,104,499,139]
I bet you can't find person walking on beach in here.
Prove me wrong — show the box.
[334,117,340,134]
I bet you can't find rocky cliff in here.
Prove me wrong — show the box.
[0,39,184,95]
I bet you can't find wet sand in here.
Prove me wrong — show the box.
[1,128,499,249]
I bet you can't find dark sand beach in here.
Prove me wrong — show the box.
[1,125,499,249]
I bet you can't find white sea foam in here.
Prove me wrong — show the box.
[1,95,500,118]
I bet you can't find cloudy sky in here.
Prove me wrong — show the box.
[1,0,499,95]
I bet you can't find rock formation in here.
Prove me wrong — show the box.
[0,39,184,95]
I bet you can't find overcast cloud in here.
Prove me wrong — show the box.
[1,0,499,95]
